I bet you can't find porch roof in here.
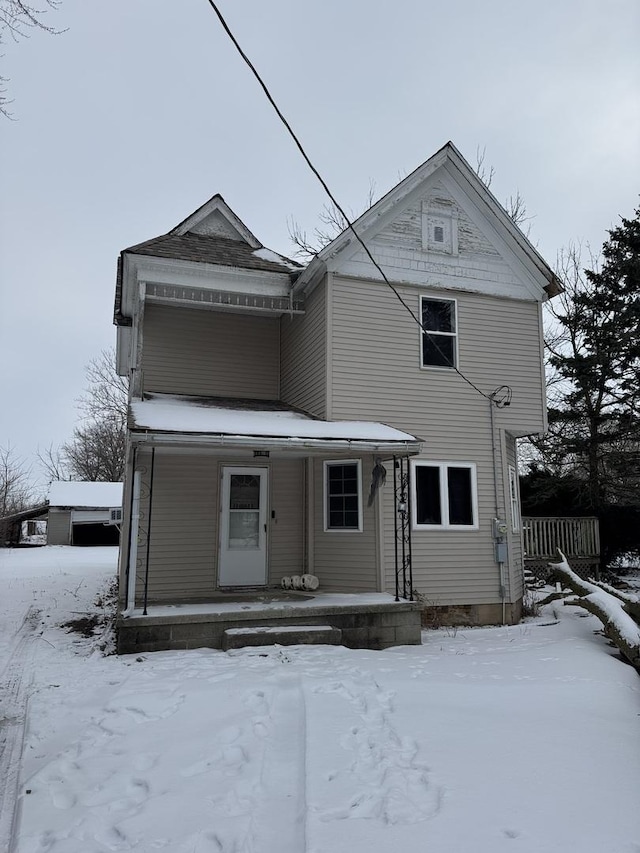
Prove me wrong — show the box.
[129,394,421,455]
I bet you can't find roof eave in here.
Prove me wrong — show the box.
[129,429,421,457]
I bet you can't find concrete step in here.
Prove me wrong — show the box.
[222,624,342,651]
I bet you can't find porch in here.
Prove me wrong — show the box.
[116,591,422,653]
[118,394,421,651]
[522,516,600,579]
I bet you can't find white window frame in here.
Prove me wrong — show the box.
[419,295,458,370]
[508,465,520,533]
[323,459,363,533]
[411,460,478,530]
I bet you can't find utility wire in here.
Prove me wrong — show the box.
[205,0,509,406]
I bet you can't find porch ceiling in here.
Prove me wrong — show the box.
[128,394,422,457]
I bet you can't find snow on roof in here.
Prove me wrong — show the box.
[251,247,300,270]
[48,481,123,508]
[130,395,418,444]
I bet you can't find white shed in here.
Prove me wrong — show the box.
[47,481,123,545]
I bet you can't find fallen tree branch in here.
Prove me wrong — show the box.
[549,551,640,670]
[590,580,640,622]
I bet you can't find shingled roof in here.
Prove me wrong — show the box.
[114,195,304,323]
[123,233,301,274]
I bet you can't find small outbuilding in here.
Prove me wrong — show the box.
[47,481,123,546]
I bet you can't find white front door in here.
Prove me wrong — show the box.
[219,466,268,587]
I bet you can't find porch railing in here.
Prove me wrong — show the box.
[522,516,600,579]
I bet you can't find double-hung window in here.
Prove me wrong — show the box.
[412,461,477,530]
[324,460,363,532]
[420,296,457,369]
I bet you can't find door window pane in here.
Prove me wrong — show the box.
[228,511,259,549]
[230,475,259,509]
[228,474,260,549]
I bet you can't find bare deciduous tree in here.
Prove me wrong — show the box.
[62,419,126,482]
[38,348,128,484]
[77,348,128,427]
[1,0,66,117]
[288,181,377,260]
[475,146,533,234]
[0,443,34,515]
[37,443,69,483]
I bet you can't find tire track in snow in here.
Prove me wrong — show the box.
[249,672,307,853]
[0,606,41,853]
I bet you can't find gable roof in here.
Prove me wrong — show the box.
[169,194,262,244]
[114,195,301,323]
[123,233,299,274]
[295,141,562,299]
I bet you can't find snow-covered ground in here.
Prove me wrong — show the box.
[1,547,639,853]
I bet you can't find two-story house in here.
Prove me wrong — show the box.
[114,142,560,654]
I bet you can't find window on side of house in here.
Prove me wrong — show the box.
[508,465,520,533]
[420,296,457,369]
[412,461,477,529]
[324,460,363,532]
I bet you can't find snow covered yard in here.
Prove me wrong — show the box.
[1,548,639,853]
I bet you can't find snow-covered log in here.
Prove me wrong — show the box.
[549,551,640,670]
[590,579,640,622]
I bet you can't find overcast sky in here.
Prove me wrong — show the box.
[1,0,639,491]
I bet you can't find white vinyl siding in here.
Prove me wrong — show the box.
[131,452,305,604]
[329,277,545,438]
[142,303,280,399]
[329,274,543,607]
[135,451,217,603]
[313,456,378,591]
[269,459,305,584]
[280,283,326,417]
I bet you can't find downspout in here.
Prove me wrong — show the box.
[489,398,507,625]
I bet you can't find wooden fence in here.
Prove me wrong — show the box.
[522,516,600,578]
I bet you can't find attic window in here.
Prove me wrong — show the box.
[422,202,459,255]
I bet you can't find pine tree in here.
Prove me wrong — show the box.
[545,206,640,510]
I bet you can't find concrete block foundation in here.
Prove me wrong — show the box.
[117,599,422,654]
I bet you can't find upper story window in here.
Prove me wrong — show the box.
[324,460,363,532]
[421,296,457,369]
[412,461,478,530]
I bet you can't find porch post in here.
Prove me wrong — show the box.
[306,457,315,575]
[393,456,399,601]
[125,463,142,613]
[142,447,156,616]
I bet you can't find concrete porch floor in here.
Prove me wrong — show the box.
[117,592,422,654]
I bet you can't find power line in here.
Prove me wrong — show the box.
[204,0,508,406]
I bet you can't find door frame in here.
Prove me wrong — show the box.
[218,465,269,587]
